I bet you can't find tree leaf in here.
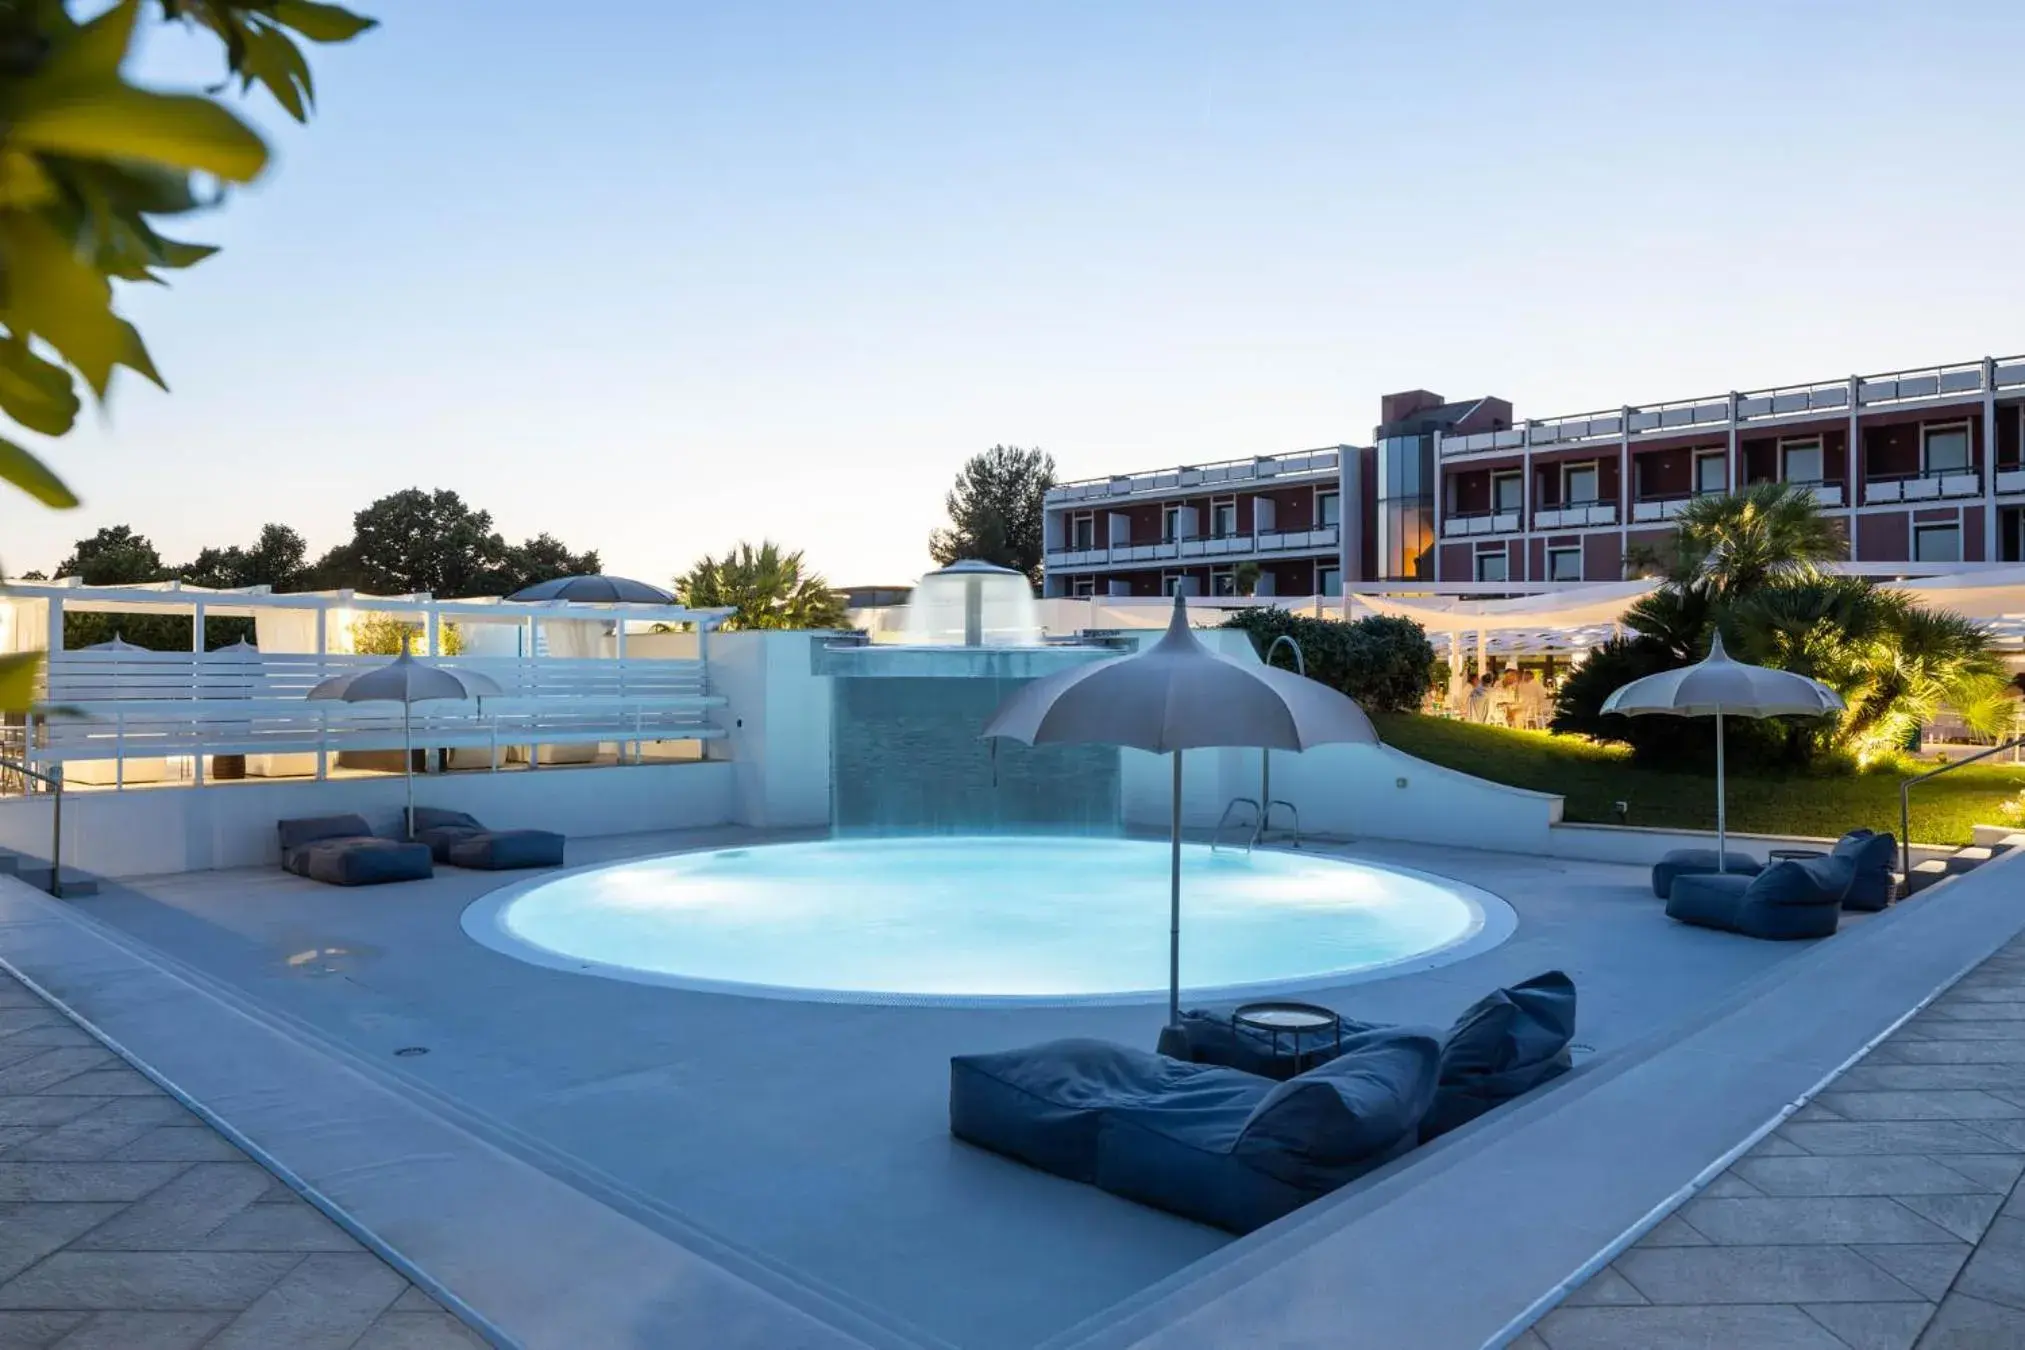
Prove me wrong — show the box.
[13,84,269,183]
[0,655,41,716]
[270,1,379,43]
[38,0,139,83]
[0,343,81,437]
[0,150,60,211]
[0,436,79,509]
[0,213,156,398]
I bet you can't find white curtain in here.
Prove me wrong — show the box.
[254,609,322,654]
[0,598,48,654]
[540,619,606,659]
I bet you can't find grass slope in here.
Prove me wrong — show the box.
[1372,713,2025,847]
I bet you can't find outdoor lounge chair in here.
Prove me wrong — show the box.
[409,808,565,871]
[950,1027,1440,1234]
[1665,856,1849,939]
[277,814,432,887]
[1832,828,1898,911]
[1162,972,1578,1139]
[1650,848,1763,899]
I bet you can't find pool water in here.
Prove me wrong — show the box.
[464,837,1504,1004]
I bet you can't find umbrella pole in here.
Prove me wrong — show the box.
[404,701,414,841]
[1715,709,1726,872]
[1169,750,1182,1028]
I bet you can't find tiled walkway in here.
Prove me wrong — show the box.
[0,973,489,1349]
[1527,931,2025,1350]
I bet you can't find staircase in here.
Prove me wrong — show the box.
[0,849,98,899]
[1902,828,2025,896]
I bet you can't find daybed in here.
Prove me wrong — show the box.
[277,814,432,887]
[950,1027,1440,1234]
[1665,856,1849,939]
[408,807,565,871]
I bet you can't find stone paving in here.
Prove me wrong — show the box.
[1527,931,2025,1350]
[0,973,490,1349]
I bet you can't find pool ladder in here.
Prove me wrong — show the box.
[1212,635,1305,855]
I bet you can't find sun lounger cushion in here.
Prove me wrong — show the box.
[408,807,563,869]
[1421,970,1577,1141]
[442,829,564,870]
[277,814,374,876]
[1651,848,1763,898]
[1833,829,1898,911]
[299,838,433,886]
[950,1028,1440,1234]
[1666,860,1844,940]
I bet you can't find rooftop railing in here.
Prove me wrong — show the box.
[1044,526,1339,570]
[1046,450,1343,505]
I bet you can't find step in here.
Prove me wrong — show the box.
[1972,824,2025,848]
[1945,847,1998,875]
[6,866,98,899]
[1904,860,1954,895]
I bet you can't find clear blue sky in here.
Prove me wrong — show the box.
[18,1,2025,587]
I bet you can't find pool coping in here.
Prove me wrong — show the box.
[455,837,1519,1007]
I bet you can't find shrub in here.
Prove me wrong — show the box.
[1553,635,1822,772]
[1222,609,1435,713]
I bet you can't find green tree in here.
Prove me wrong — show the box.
[496,533,602,596]
[1556,487,2003,768]
[52,524,186,649]
[0,0,373,703]
[326,489,509,597]
[675,542,847,631]
[929,445,1055,585]
[180,524,309,591]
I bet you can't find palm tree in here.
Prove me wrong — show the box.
[674,542,847,631]
[1671,482,1846,597]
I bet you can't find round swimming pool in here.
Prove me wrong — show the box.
[462,837,1512,1005]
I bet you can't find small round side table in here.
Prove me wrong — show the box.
[1233,1001,1343,1074]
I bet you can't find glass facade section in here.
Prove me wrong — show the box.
[1376,434,1433,580]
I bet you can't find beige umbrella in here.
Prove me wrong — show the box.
[307,648,502,838]
[1601,631,1844,867]
[983,593,1380,1025]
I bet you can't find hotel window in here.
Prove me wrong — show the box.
[1781,438,1824,485]
[1162,505,1181,542]
[1924,424,1971,475]
[1069,513,1095,550]
[1492,471,1523,513]
[1162,571,1187,596]
[1318,565,1342,597]
[1914,522,1962,563]
[1695,451,1727,495]
[1547,547,1582,582]
[1071,576,1095,597]
[1210,498,1238,538]
[1563,463,1599,505]
[1316,490,1341,527]
[1210,567,1237,596]
[1474,549,1509,583]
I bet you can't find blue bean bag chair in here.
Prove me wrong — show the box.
[277,815,432,887]
[1651,848,1763,899]
[950,1027,1441,1234]
[410,807,565,871]
[1421,971,1577,1141]
[1666,857,1848,939]
[1833,829,1898,912]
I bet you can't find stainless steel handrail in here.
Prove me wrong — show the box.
[1256,637,1307,849]
[0,758,63,897]
[1899,735,2025,878]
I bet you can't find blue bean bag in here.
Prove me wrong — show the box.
[1651,848,1763,898]
[277,815,432,887]
[1421,971,1577,1141]
[950,1027,1440,1234]
[1666,857,1847,939]
[410,807,564,871]
[1833,829,1898,912]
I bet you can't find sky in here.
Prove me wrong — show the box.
[16,1,2025,587]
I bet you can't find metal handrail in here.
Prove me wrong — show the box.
[1255,637,1306,849]
[0,758,63,896]
[1899,735,2025,877]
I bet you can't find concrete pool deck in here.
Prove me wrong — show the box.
[0,829,2016,1348]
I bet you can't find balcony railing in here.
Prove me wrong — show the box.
[1998,467,2025,495]
[1440,352,2025,460]
[1046,450,1341,504]
[1533,502,1617,530]
[1439,509,1522,538]
[1865,469,1981,504]
[1045,526,1338,570]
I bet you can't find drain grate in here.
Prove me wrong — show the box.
[393,1046,429,1058]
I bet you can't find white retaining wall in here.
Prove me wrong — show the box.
[0,763,735,878]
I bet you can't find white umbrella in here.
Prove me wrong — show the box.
[307,647,502,838]
[1601,631,1844,868]
[983,594,1380,1025]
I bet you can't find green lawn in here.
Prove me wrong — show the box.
[1372,714,2025,847]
